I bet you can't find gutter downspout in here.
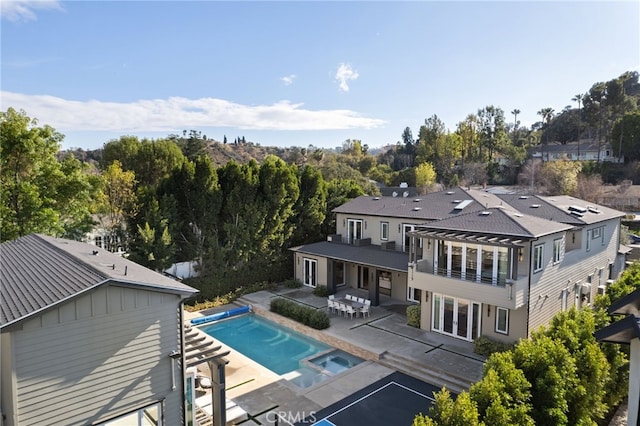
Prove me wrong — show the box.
[526,239,534,338]
[179,299,187,426]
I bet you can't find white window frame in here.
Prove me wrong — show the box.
[586,229,592,252]
[533,244,544,272]
[553,238,562,264]
[347,219,363,244]
[380,221,389,241]
[495,307,509,335]
[100,402,163,426]
[303,258,317,288]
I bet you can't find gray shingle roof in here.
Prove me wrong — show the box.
[412,207,572,239]
[1,234,198,328]
[334,187,623,229]
[333,188,485,221]
[291,241,409,272]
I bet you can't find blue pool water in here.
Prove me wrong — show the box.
[200,314,331,375]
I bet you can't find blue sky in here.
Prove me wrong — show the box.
[1,1,638,151]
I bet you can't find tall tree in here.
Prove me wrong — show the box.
[97,161,137,252]
[290,165,327,246]
[572,93,584,159]
[537,107,555,161]
[511,109,521,144]
[1,108,80,241]
[611,111,640,162]
[477,106,509,162]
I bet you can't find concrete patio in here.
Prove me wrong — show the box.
[187,285,486,425]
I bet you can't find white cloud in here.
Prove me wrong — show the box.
[1,91,385,132]
[281,74,296,86]
[335,63,359,92]
[0,0,63,22]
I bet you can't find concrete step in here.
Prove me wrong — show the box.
[378,351,472,395]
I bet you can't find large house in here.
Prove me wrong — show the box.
[0,234,198,426]
[528,139,622,163]
[291,187,627,343]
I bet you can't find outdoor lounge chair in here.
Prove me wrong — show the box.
[195,394,248,424]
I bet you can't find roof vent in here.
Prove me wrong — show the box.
[392,191,398,197]
[452,199,462,203]
[373,197,380,200]
[519,195,529,199]
[531,204,541,208]
[570,211,584,217]
[403,191,409,198]
[587,206,600,214]
[480,211,492,216]
[514,213,523,217]
[412,207,422,211]
[413,198,422,202]
[92,250,99,255]
[446,191,455,195]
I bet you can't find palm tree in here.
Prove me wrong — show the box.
[511,109,521,144]
[572,94,583,160]
[537,107,555,161]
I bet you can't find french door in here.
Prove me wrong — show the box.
[432,294,480,341]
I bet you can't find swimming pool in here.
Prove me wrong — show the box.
[200,314,331,375]
[199,314,364,388]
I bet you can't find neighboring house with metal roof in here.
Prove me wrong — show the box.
[0,234,198,426]
[291,187,627,344]
[594,286,640,426]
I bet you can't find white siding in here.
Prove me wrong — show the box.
[11,285,183,426]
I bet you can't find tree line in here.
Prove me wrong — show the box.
[0,108,370,297]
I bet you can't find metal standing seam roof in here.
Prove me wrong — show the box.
[1,234,198,329]
[291,241,409,272]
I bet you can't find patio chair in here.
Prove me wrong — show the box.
[327,299,335,313]
[360,304,370,318]
[364,299,371,306]
[339,302,348,316]
[346,294,353,301]
[328,294,335,300]
[345,305,357,319]
[357,297,365,304]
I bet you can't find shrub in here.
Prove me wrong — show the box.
[312,285,333,297]
[269,297,330,330]
[474,335,514,356]
[184,280,277,312]
[407,304,421,327]
[283,278,303,288]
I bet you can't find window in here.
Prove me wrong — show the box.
[347,219,363,244]
[533,244,544,272]
[95,236,103,249]
[586,229,592,252]
[553,238,562,264]
[495,307,509,334]
[100,402,162,425]
[592,227,601,240]
[380,221,389,241]
[303,258,317,287]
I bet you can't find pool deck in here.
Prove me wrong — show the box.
[186,286,486,425]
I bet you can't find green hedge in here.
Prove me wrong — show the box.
[270,297,330,330]
[312,285,333,297]
[473,334,514,356]
[406,304,421,327]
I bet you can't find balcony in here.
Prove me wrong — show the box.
[410,259,528,309]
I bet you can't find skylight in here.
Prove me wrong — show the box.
[454,200,473,210]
